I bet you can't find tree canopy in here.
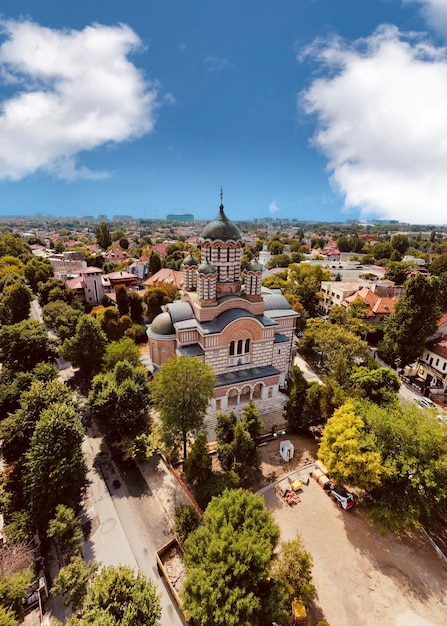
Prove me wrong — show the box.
[62,316,108,377]
[183,489,280,626]
[0,319,57,373]
[378,274,441,367]
[151,356,215,460]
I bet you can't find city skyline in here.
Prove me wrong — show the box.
[1,1,447,224]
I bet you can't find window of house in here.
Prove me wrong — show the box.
[443,362,446,371]
[436,358,440,366]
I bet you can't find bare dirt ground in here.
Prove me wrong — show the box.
[257,435,447,626]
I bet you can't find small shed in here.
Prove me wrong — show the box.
[280,439,294,462]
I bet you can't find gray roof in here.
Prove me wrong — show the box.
[215,365,279,387]
[274,333,290,343]
[177,344,205,357]
[167,300,194,323]
[199,309,277,335]
[149,312,175,336]
[201,205,242,242]
[263,294,291,310]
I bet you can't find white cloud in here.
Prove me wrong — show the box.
[0,19,159,181]
[404,1,447,36]
[300,25,447,224]
[269,199,280,214]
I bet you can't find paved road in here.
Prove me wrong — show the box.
[82,423,186,626]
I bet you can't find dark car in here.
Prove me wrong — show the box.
[328,485,355,510]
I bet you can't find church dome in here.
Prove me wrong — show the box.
[201,204,242,242]
[150,312,175,335]
[248,259,263,272]
[197,260,216,275]
[182,253,198,267]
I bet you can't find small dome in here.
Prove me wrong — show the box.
[150,312,175,335]
[248,259,263,272]
[182,253,198,267]
[197,260,216,275]
[201,205,242,242]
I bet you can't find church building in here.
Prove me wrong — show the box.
[147,200,298,412]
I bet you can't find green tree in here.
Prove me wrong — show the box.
[318,401,384,491]
[38,277,79,307]
[95,222,112,250]
[119,237,129,250]
[82,566,161,626]
[286,263,331,317]
[378,274,441,367]
[144,288,171,323]
[174,504,201,544]
[184,433,212,486]
[62,316,108,377]
[24,257,53,293]
[183,489,280,626]
[349,366,400,405]
[89,361,150,437]
[151,356,215,460]
[372,241,393,260]
[1,378,73,465]
[25,403,86,529]
[0,606,19,626]
[271,534,315,606]
[147,251,162,276]
[429,252,447,276]
[0,319,56,373]
[102,337,141,370]
[391,234,410,255]
[115,285,129,317]
[0,281,32,325]
[284,366,309,433]
[42,300,83,341]
[48,505,84,564]
[384,261,411,285]
[52,557,99,611]
[361,401,447,529]
[301,318,368,377]
[0,569,34,620]
[128,291,144,323]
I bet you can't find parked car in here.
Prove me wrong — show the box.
[416,397,436,409]
[328,485,356,510]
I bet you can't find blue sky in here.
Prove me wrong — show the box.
[1,1,447,224]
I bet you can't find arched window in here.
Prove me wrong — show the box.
[227,248,230,262]
[237,339,243,355]
[217,247,221,260]
[229,341,235,356]
[245,338,250,353]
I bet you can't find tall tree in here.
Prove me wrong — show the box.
[0,319,57,373]
[47,505,84,565]
[183,489,280,626]
[286,263,331,317]
[24,257,53,293]
[80,566,161,626]
[0,281,32,325]
[95,221,112,250]
[378,274,441,367]
[318,401,384,491]
[271,534,315,606]
[115,285,129,317]
[89,361,150,437]
[102,337,140,370]
[61,316,108,377]
[151,356,215,460]
[284,366,309,433]
[25,403,86,529]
